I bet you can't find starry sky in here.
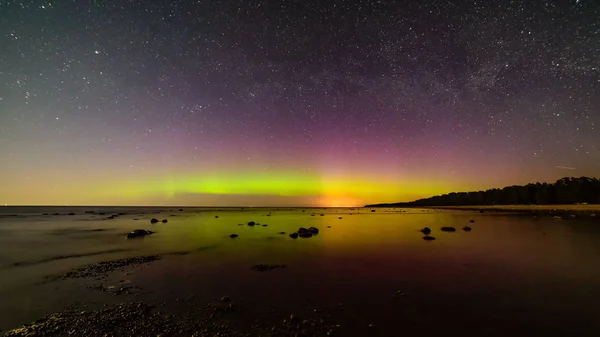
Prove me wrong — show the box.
[0,0,599,206]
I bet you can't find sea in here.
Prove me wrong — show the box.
[1,206,599,336]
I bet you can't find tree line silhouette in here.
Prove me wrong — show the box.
[366,177,600,207]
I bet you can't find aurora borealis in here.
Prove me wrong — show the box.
[0,0,599,206]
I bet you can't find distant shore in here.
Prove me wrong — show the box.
[420,204,600,215]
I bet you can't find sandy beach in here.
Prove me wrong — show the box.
[1,207,600,336]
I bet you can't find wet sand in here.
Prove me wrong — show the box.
[1,207,600,336]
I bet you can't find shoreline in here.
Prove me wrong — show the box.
[4,252,342,336]
[419,204,599,216]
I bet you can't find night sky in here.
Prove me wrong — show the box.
[1,0,599,206]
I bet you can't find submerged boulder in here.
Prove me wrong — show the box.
[150,218,159,224]
[423,236,436,241]
[307,227,319,234]
[230,234,238,238]
[161,219,168,223]
[299,232,313,238]
[469,219,475,223]
[298,227,309,235]
[463,226,472,231]
[420,227,431,234]
[441,227,456,232]
[247,221,256,226]
[289,233,299,239]
[126,229,154,239]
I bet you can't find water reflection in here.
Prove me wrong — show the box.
[1,208,600,335]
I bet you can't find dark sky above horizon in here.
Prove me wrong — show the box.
[1,0,599,206]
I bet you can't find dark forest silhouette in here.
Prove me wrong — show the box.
[366,177,600,207]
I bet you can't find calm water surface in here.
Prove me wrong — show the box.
[1,206,599,336]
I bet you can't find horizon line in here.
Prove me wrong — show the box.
[1,204,377,208]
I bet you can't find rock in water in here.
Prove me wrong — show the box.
[441,226,456,232]
[289,233,299,239]
[469,219,475,223]
[150,218,159,224]
[298,227,309,234]
[299,232,313,238]
[423,236,436,241]
[247,221,256,226]
[308,227,319,234]
[251,264,286,272]
[230,234,238,238]
[126,229,154,238]
[463,226,472,231]
[420,227,431,234]
[161,219,168,223]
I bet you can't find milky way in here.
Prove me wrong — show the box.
[0,0,599,206]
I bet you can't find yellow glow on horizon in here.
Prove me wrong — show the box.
[0,169,467,206]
